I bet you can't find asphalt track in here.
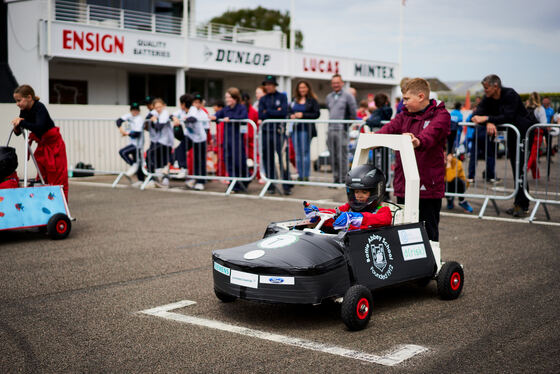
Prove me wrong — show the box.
[1,182,559,373]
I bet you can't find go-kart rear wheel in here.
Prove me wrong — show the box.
[47,213,71,240]
[214,288,236,303]
[341,285,373,331]
[437,261,464,300]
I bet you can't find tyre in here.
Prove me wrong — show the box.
[47,214,71,240]
[214,288,236,303]
[437,261,464,300]
[341,285,373,331]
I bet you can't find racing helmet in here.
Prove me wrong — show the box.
[0,146,18,180]
[345,164,386,212]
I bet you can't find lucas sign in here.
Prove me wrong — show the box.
[51,22,184,66]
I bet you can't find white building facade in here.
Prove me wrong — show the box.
[6,0,400,106]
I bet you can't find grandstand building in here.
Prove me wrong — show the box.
[3,0,399,106]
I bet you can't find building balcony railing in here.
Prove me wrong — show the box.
[191,22,286,49]
[53,0,183,35]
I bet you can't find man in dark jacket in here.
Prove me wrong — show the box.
[258,75,292,195]
[377,78,450,242]
[471,74,536,217]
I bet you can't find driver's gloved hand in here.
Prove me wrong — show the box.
[304,204,319,223]
[333,212,363,230]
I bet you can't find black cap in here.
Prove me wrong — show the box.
[192,92,203,102]
[130,102,140,110]
[144,96,153,105]
[262,75,278,86]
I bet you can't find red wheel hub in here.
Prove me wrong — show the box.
[356,298,370,320]
[56,220,67,234]
[450,272,461,291]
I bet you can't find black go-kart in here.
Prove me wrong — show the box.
[212,134,464,331]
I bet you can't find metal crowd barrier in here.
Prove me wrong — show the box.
[139,119,258,194]
[257,119,372,197]
[56,118,134,176]
[523,124,560,222]
[445,122,521,218]
[58,115,558,222]
[112,129,146,188]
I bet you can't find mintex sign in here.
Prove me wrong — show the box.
[350,58,398,84]
[295,52,398,84]
[51,22,184,66]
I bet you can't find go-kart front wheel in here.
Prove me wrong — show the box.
[47,213,71,240]
[341,285,373,331]
[214,288,236,303]
[437,261,464,300]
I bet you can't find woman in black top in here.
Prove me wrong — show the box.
[288,80,320,181]
[12,85,69,200]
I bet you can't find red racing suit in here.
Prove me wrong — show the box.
[319,203,392,230]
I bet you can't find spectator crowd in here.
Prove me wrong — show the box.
[108,73,559,221]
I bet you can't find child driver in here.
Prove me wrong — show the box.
[304,164,392,230]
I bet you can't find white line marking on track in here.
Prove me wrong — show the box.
[138,300,428,367]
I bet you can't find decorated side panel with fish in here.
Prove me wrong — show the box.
[0,186,68,230]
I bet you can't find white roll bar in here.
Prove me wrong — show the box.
[352,134,419,224]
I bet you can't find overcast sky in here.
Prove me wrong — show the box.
[196,0,559,93]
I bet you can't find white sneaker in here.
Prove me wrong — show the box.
[246,158,254,168]
[155,177,169,188]
[175,168,187,179]
[194,183,205,191]
[125,164,138,177]
[143,180,156,189]
[185,179,196,189]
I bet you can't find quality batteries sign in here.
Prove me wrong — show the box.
[50,22,185,66]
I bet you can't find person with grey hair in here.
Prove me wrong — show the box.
[471,74,538,217]
[326,74,358,184]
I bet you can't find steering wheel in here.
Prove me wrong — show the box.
[302,201,337,234]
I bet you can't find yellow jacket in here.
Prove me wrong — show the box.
[445,156,467,186]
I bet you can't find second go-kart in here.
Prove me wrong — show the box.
[212,133,463,331]
[0,129,73,240]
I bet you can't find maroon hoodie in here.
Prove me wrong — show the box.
[377,99,450,199]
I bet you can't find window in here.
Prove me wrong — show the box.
[128,73,176,105]
[49,79,88,104]
[186,76,223,105]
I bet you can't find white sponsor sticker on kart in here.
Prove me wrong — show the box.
[398,228,423,245]
[401,243,427,261]
[214,261,230,276]
[230,270,259,289]
[259,275,295,285]
[244,250,265,260]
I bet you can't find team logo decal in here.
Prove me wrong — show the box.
[364,234,394,280]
